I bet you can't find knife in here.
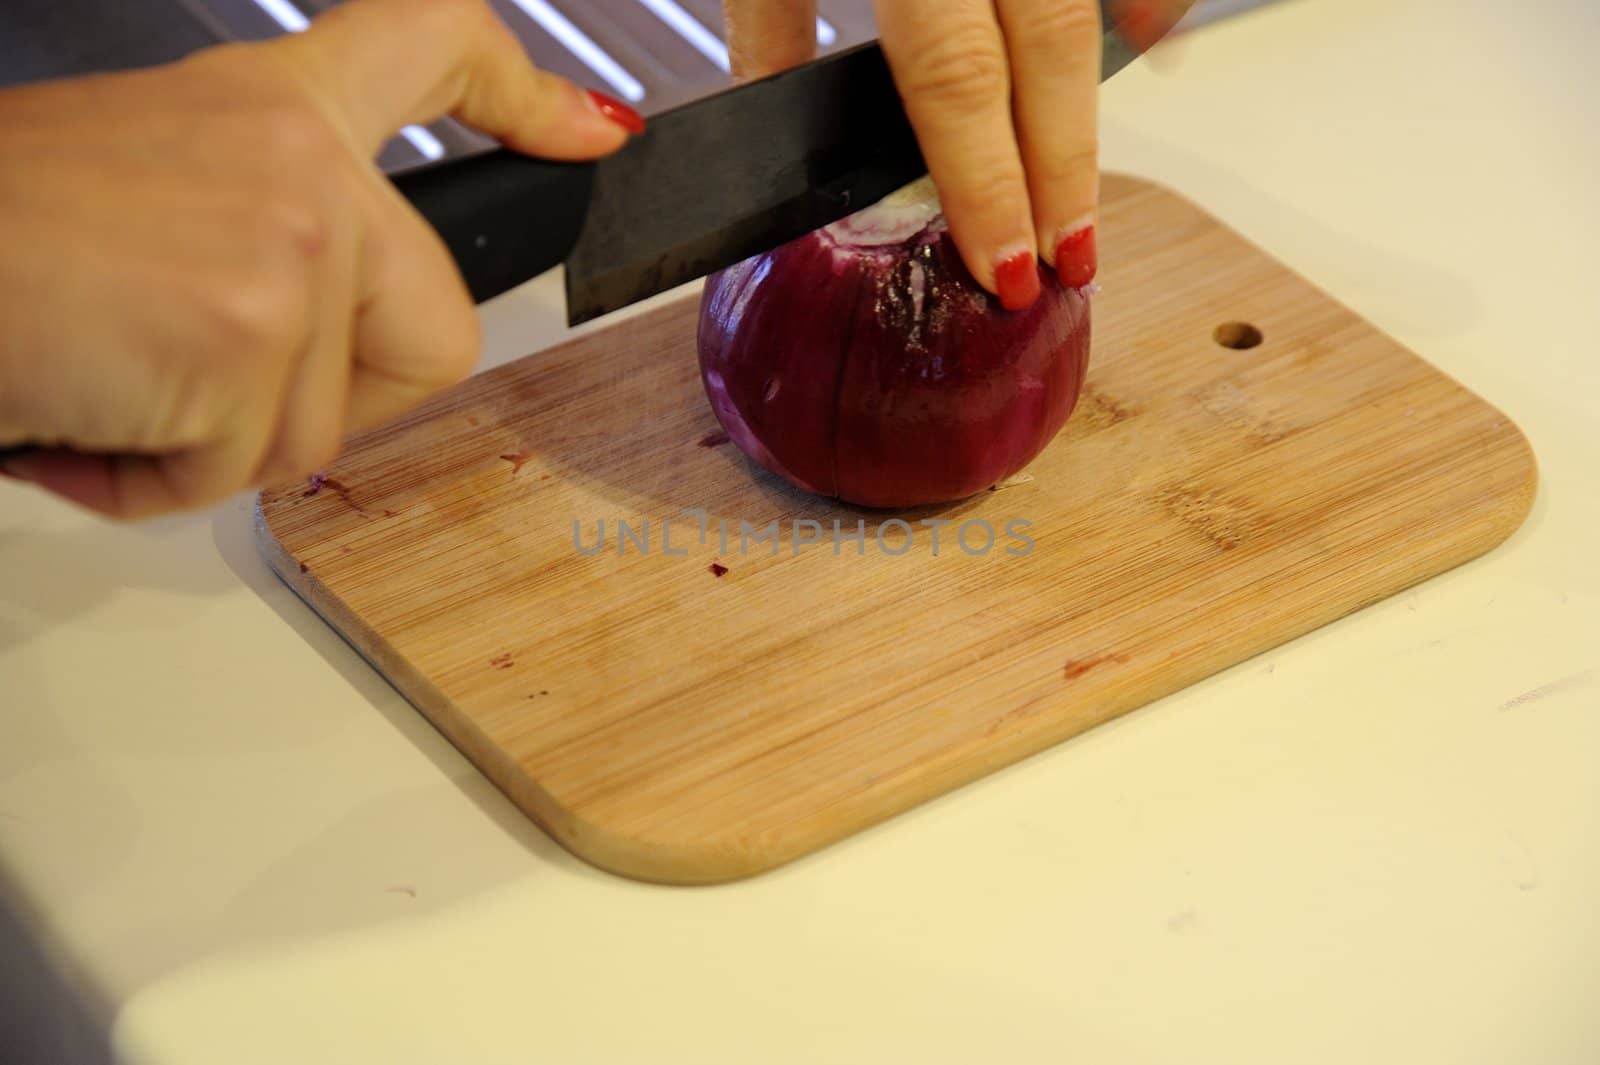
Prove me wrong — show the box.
[393,1,1159,327]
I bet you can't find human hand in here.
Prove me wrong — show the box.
[0,0,642,519]
[721,0,1194,309]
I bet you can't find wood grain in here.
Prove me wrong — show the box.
[256,175,1536,884]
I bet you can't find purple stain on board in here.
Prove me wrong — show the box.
[1062,653,1129,680]
[300,474,379,516]
[500,452,534,475]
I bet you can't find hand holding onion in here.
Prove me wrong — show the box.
[708,0,1196,505]
[723,0,1197,302]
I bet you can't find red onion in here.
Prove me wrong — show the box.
[697,177,1092,508]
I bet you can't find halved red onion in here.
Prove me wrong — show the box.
[697,177,1092,508]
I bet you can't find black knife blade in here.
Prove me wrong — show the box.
[393,3,1158,327]
[565,40,924,325]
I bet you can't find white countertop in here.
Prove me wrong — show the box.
[4,0,1598,1061]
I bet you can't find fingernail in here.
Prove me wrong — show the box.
[1054,222,1098,289]
[1115,0,1163,51]
[994,249,1042,312]
[586,89,646,136]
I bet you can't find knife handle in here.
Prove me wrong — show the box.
[391,149,596,304]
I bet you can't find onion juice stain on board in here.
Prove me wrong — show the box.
[302,474,362,502]
[1073,386,1138,431]
[1063,653,1130,680]
[302,472,389,517]
[1156,483,1265,552]
[1192,380,1298,446]
[499,452,535,475]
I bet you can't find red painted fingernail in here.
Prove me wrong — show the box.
[1055,225,1098,289]
[994,250,1041,311]
[586,89,646,135]
[1115,0,1167,51]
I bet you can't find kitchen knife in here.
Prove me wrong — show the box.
[394,1,1162,326]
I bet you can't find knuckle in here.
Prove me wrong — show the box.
[252,102,342,170]
[1035,145,1099,188]
[900,33,1010,111]
[255,192,333,261]
[197,271,306,356]
[942,159,1028,220]
[1018,0,1102,50]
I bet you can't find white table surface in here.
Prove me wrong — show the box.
[3,0,1597,1061]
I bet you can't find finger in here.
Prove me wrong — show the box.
[256,217,361,484]
[343,180,482,434]
[0,450,156,518]
[873,0,1040,311]
[995,0,1101,289]
[273,0,640,160]
[1,425,272,520]
[722,0,818,81]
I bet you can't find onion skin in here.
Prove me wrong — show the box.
[697,185,1091,508]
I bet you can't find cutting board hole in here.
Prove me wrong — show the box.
[1213,322,1264,350]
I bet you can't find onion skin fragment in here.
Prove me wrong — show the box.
[697,183,1091,508]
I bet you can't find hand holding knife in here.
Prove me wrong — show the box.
[0,0,1184,515]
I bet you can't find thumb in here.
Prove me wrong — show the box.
[269,0,643,161]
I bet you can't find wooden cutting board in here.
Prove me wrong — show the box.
[256,175,1536,884]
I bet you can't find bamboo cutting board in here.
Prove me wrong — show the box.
[256,175,1536,884]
